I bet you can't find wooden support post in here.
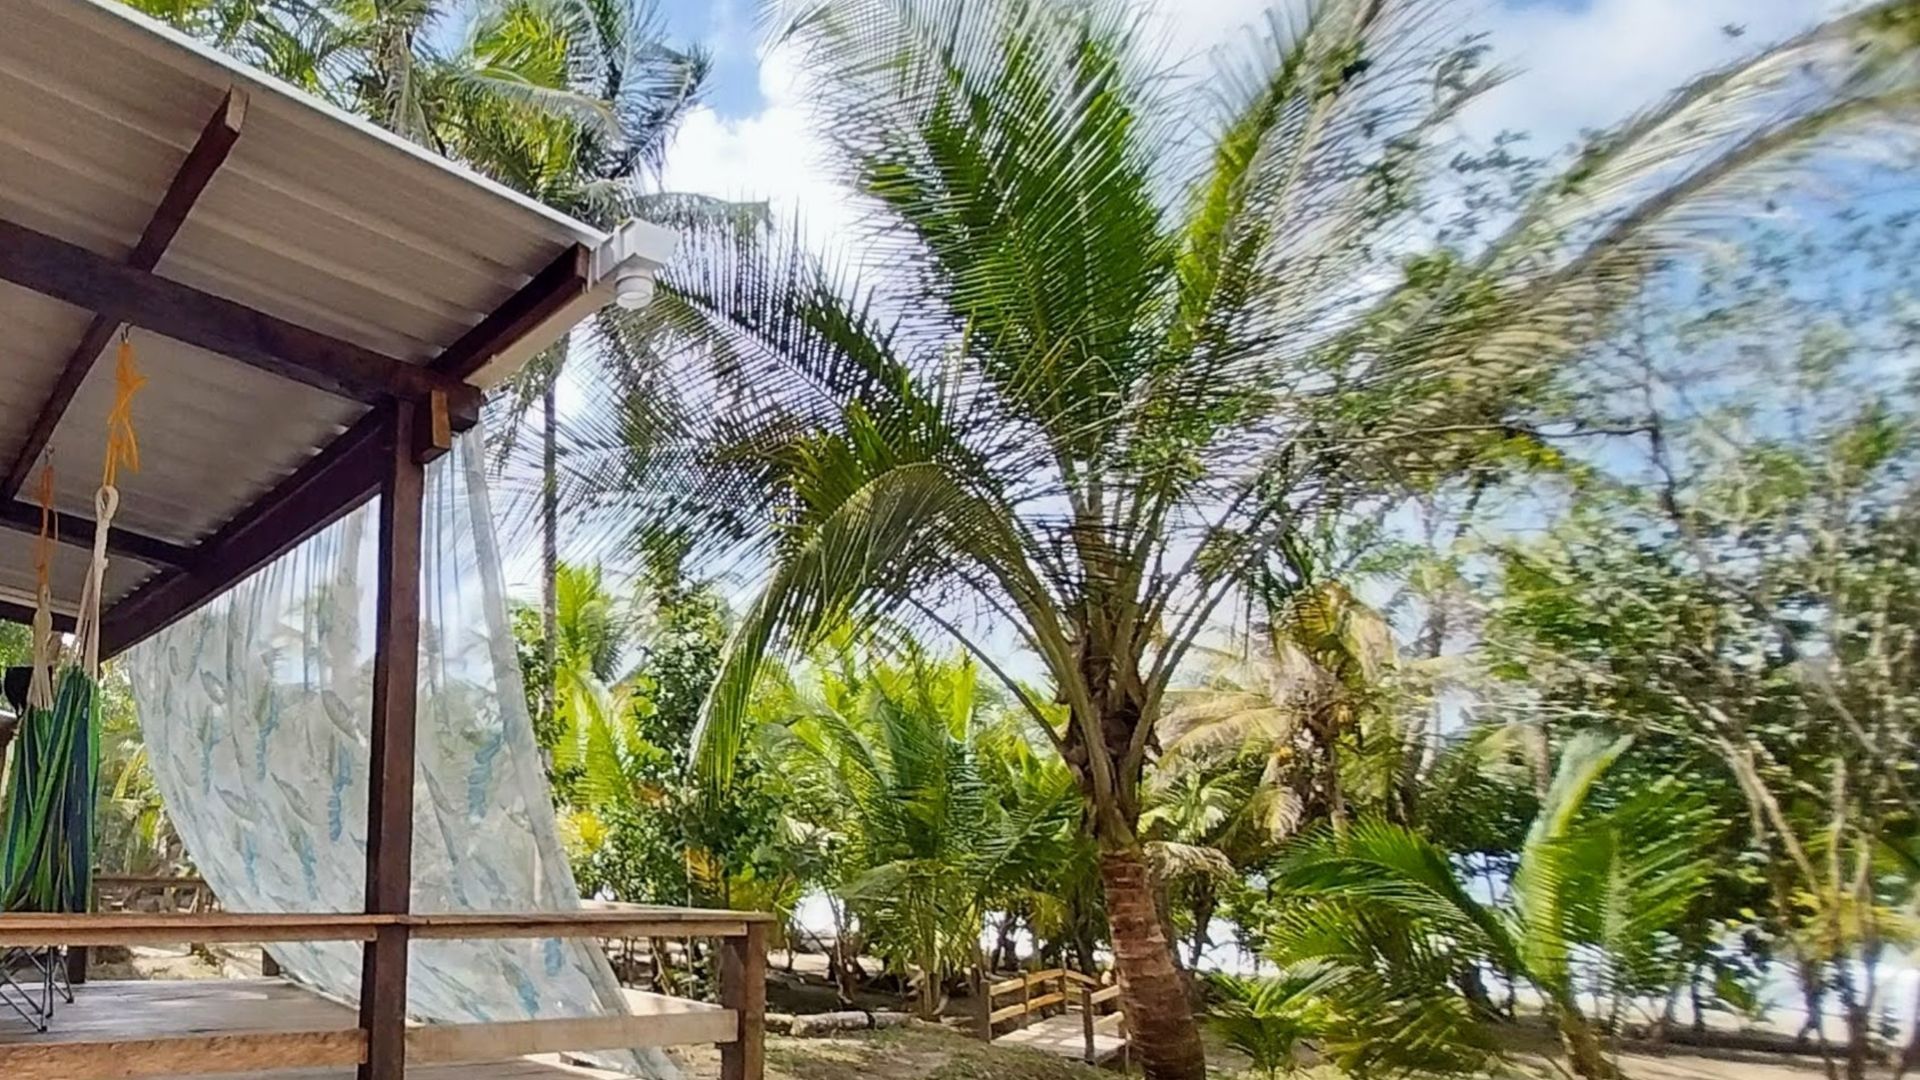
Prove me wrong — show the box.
[1080,984,1096,1064]
[357,400,423,1080]
[971,963,992,1041]
[719,925,766,1080]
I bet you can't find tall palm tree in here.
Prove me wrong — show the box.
[553,2,1920,1074]
[433,0,712,733]
[1163,574,1402,840]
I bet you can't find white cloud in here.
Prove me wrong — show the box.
[657,0,1847,252]
[660,44,860,257]
[1467,0,1834,149]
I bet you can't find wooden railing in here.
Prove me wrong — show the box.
[974,966,1124,1064]
[93,874,218,914]
[0,907,770,1080]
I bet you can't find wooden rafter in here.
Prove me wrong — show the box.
[99,246,596,657]
[0,598,74,636]
[0,89,249,504]
[0,219,483,424]
[0,503,195,570]
[434,244,592,380]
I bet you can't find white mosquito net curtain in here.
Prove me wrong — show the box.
[122,426,674,1078]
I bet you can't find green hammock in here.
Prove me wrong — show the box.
[1,666,99,914]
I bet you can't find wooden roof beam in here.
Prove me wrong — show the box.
[0,598,75,635]
[99,245,598,658]
[1,90,250,504]
[0,502,196,570]
[0,221,483,425]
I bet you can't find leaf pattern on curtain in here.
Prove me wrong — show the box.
[123,427,674,1079]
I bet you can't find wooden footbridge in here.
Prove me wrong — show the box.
[975,968,1129,1067]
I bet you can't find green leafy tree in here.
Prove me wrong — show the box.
[1484,194,1920,1078]
[567,2,1920,1072]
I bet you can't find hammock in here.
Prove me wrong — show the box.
[0,666,97,915]
[0,334,138,1029]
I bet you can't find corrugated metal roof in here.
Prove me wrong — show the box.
[0,0,671,616]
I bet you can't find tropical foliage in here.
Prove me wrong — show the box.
[1273,734,1717,1078]
[98,1,1920,1079]
[535,1,1920,1074]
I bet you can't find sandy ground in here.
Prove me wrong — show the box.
[98,948,1885,1079]
[657,1022,1890,1080]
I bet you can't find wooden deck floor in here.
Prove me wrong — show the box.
[992,1012,1128,1065]
[0,978,630,1078]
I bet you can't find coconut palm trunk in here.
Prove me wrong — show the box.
[1549,995,1618,1080]
[1101,844,1208,1079]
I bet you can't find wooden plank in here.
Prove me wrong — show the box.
[989,1002,1027,1024]
[407,911,754,940]
[991,968,1066,997]
[988,991,1069,1026]
[0,912,394,946]
[0,598,73,634]
[0,910,764,947]
[407,1011,737,1064]
[987,974,1027,998]
[100,240,604,660]
[433,244,591,381]
[719,923,766,1080]
[0,89,249,503]
[0,500,197,569]
[1080,987,1096,1064]
[970,966,992,1041]
[1088,985,1122,1006]
[0,217,482,420]
[415,388,453,463]
[577,900,778,922]
[359,399,424,1080]
[1027,991,1066,1011]
[414,919,747,940]
[0,1028,365,1079]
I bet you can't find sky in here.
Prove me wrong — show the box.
[647,0,1848,232]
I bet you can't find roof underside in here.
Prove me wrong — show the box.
[0,0,659,634]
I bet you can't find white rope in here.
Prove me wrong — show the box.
[26,583,57,711]
[71,485,117,682]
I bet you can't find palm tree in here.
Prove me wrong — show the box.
[1162,572,1402,840]
[1272,734,1716,1079]
[758,643,1077,1016]
[1203,973,1326,1079]
[554,2,1920,1074]
[1139,765,1253,969]
[433,0,712,734]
